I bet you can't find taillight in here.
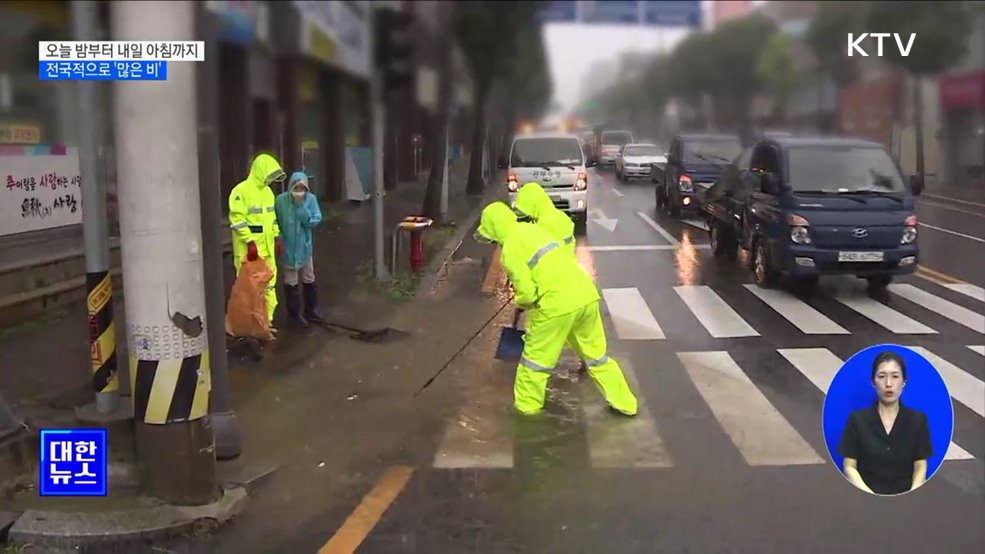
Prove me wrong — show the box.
[507,172,518,192]
[575,170,587,191]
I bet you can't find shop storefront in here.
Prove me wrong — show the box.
[0,1,119,242]
[939,68,985,188]
[292,0,372,202]
[205,0,276,203]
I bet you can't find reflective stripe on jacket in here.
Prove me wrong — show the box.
[478,202,598,318]
[229,154,282,265]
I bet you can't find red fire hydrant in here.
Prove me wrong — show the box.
[400,216,433,273]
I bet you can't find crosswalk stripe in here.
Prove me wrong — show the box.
[778,348,974,461]
[969,345,985,356]
[674,286,760,338]
[888,284,985,333]
[910,347,985,418]
[744,285,849,334]
[602,288,666,340]
[944,283,985,303]
[583,355,672,468]
[677,351,824,466]
[833,292,938,334]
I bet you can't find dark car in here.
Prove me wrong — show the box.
[702,136,923,292]
[653,133,742,217]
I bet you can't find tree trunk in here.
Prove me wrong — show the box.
[816,74,826,133]
[421,27,454,221]
[912,74,925,184]
[466,86,489,195]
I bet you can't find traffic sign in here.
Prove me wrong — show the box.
[643,0,701,27]
[537,0,577,23]
[582,0,639,24]
[537,1,701,28]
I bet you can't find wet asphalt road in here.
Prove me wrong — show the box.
[353,168,985,553]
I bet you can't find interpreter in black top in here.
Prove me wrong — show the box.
[838,350,933,495]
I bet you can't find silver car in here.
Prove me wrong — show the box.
[616,143,667,181]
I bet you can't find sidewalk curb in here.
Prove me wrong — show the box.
[6,485,248,549]
[416,183,506,297]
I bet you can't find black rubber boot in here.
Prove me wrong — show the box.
[302,282,325,323]
[284,284,309,328]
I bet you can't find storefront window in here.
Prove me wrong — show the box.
[298,63,325,197]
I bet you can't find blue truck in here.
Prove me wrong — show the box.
[653,133,743,217]
[702,136,924,292]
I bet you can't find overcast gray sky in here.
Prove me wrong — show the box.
[543,23,689,112]
[543,1,757,112]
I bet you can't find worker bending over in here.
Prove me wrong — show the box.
[475,201,637,416]
[513,182,576,255]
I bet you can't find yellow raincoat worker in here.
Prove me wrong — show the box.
[513,182,576,255]
[475,202,638,416]
[229,154,286,328]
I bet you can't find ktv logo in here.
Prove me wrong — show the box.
[847,33,916,57]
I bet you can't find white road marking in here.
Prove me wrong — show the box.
[682,218,710,232]
[602,288,665,340]
[744,285,849,334]
[583,354,672,468]
[677,351,824,466]
[911,347,985,418]
[674,286,760,338]
[612,188,624,197]
[943,283,985,303]
[919,223,985,243]
[968,345,985,356]
[833,293,938,334]
[921,193,985,209]
[580,244,711,251]
[636,211,680,245]
[888,284,985,333]
[778,348,974,461]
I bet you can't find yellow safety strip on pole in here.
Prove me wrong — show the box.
[87,271,118,393]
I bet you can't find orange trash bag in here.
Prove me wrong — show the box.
[225,257,275,342]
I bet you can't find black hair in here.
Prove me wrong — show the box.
[871,351,907,382]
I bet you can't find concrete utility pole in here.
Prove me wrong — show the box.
[72,0,128,423]
[371,5,389,281]
[111,0,217,505]
[195,2,241,460]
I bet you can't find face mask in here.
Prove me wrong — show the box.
[292,190,306,200]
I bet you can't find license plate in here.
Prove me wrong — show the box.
[838,251,884,262]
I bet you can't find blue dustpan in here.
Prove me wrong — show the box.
[494,310,525,361]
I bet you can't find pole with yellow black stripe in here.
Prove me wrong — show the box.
[112,0,217,506]
[72,0,129,422]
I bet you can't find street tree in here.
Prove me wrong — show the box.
[496,22,553,165]
[667,30,718,127]
[756,32,804,127]
[865,0,974,184]
[702,13,778,141]
[455,0,543,196]
[421,4,457,222]
[806,1,868,131]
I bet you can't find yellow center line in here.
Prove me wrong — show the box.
[916,265,967,285]
[319,465,416,554]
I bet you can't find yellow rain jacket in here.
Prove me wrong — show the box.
[229,154,285,324]
[514,182,576,255]
[476,202,637,416]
